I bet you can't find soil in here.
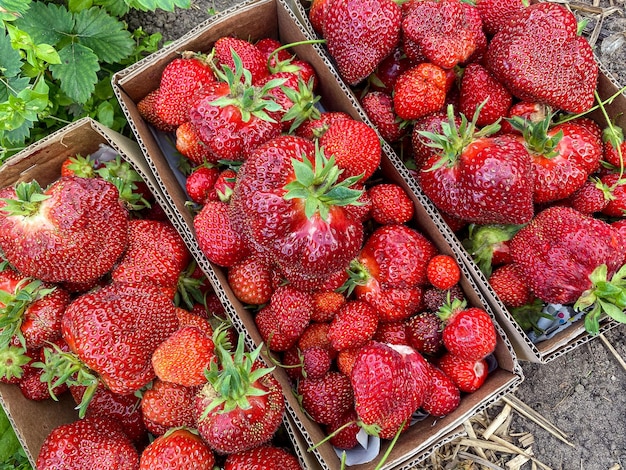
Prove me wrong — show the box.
[126,1,626,469]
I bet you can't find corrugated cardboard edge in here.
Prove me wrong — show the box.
[282,0,626,363]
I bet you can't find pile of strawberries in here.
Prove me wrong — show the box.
[136,33,504,466]
[0,155,303,468]
[311,0,626,337]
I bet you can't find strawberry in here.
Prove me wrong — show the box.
[210,168,237,202]
[213,36,269,85]
[600,172,626,218]
[60,153,99,178]
[224,445,302,470]
[367,183,414,224]
[175,307,215,338]
[0,345,38,384]
[367,46,412,93]
[137,88,178,132]
[176,121,215,166]
[422,284,466,312]
[563,177,611,215]
[141,379,198,436]
[152,326,215,387]
[295,110,352,140]
[475,0,527,36]
[411,111,462,170]
[318,118,382,180]
[111,219,191,296]
[438,353,488,393]
[351,341,431,440]
[488,263,534,308]
[326,408,361,450]
[302,345,332,379]
[422,365,461,417]
[0,177,128,284]
[498,101,551,135]
[417,105,534,225]
[323,0,402,85]
[336,346,360,377]
[328,300,379,351]
[603,123,626,169]
[405,311,444,355]
[297,321,333,353]
[437,298,497,361]
[185,164,220,204]
[298,370,354,425]
[36,416,140,470]
[227,256,274,305]
[361,91,407,143]
[194,200,250,267]
[156,51,216,126]
[461,223,522,277]
[509,205,626,334]
[19,362,68,401]
[393,62,448,120]
[402,0,486,69]
[194,331,285,454]
[311,290,345,322]
[255,37,292,66]
[373,320,409,345]
[139,428,215,470]
[459,62,513,127]
[426,254,461,290]
[309,0,331,35]
[485,2,598,113]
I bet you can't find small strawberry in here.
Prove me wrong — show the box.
[141,379,198,436]
[426,254,461,290]
[139,428,215,470]
[176,121,216,166]
[295,111,352,140]
[185,164,220,205]
[422,284,466,312]
[224,446,302,470]
[367,46,412,93]
[297,322,333,353]
[459,62,512,127]
[210,168,237,202]
[328,300,379,351]
[137,88,178,132]
[475,0,527,36]
[361,91,407,143]
[227,256,274,305]
[461,223,523,277]
[60,153,99,178]
[367,183,414,225]
[213,36,269,84]
[373,320,409,345]
[311,290,346,322]
[326,408,361,450]
[298,370,354,425]
[302,345,332,379]
[405,311,444,355]
[422,365,461,417]
[411,111,462,170]
[438,353,489,393]
[393,62,448,120]
[489,263,534,308]
[600,173,626,218]
[603,123,626,169]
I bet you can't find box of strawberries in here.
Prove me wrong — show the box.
[287,0,626,363]
[112,0,524,468]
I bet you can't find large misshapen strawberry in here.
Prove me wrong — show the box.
[485,2,598,113]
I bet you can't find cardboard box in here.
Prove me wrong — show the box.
[284,0,626,363]
[112,0,524,468]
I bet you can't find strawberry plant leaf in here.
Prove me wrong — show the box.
[74,7,134,64]
[94,0,130,17]
[14,2,74,46]
[49,43,99,103]
[127,0,191,12]
[0,0,30,21]
[0,31,22,78]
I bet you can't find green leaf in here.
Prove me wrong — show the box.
[94,0,129,18]
[68,0,93,13]
[14,2,74,46]
[34,43,61,65]
[74,7,134,64]
[50,43,99,104]
[0,30,23,78]
[0,0,30,22]
[127,0,191,12]
[599,299,626,323]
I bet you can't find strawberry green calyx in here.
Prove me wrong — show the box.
[506,112,563,159]
[283,144,364,220]
[95,155,151,211]
[267,39,326,74]
[0,346,32,382]
[462,223,524,277]
[210,49,287,123]
[0,181,50,217]
[281,76,321,133]
[576,264,626,335]
[201,326,274,418]
[64,154,97,178]
[436,295,467,324]
[510,298,553,335]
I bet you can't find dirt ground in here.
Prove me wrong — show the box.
[125,1,626,468]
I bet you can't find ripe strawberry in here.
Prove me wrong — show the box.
[194,332,285,454]
[438,298,497,361]
[302,345,332,379]
[485,2,598,113]
[156,51,216,126]
[459,63,512,127]
[422,365,461,417]
[509,205,626,334]
[475,0,527,36]
[426,254,461,290]
[186,164,220,204]
[176,121,215,166]
[36,416,140,470]
[309,0,331,35]
[373,320,409,345]
[402,0,486,69]
[405,311,444,355]
[438,353,488,393]
[139,428,215,470]
[228,256,274,305]
[328,300,379,351]
[367,183,414,225]
[141,379,198,436]
[60,153,99,178]
[393,62,447,120]
[152,326,215,387]
[298,371,354,425]
[603,123,626,168]
[351,342,431,440]
[224,446,302,470]
[600,172,626,218]
[0,177,128,284]
[297,321,333,353]
[175,307,215,338]
[318,118,382,180]
[324,0,402,85]
[194,200,250,267]
[210,168,237,202]
[418,106,534,225]
[213,36,269,84]
[326,408,361,450]
[361,91,407,143]
[311,290,345,322]
[498,101,549,135]
[111,219,191,296]
[422,284,466,312]
[255,285,312,352]
[367,46,412,93]
[489,263,534,308]
[336,346,360,377]
[20,360,69,401]
[137,88,178,132]
[295,110,352,140]
[411,111,462,170]
[0,345,38,384]
[255,37,292,66]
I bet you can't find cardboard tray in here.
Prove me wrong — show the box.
[112,0,524,468]
[283,0,626,363]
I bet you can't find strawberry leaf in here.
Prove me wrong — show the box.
[0,30,22,78]
[74,7,134,64]
[50,43,99,103]
[126,0,191,12]
[14,2,73,46]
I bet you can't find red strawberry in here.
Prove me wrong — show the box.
[402,0,486,69]
[194,333,285,454]
[227,256,274,305]
[564,177,611,215]
[295,111,352,140]
[255,37,292,66]
[210,168,237,202]
[405,311,444,355]
[311,290,346,322]
[475,0,527,36]
[459,63,512,127]
[0,345,38,384]
[224,446,302,470]
[36,416,139,470]
[426,254,461,290]
[498,101,549,135]
[438,353,488,393]
[298,370,354,425]
[603,123,626,168]
[326,408,361,450]
[509,205,626,333]
[485,2,598,113]
[367,183,414,225]
[489,263,534,308]
[141,379,198,436]
[361,91,407,143]
[438,298,498,361]
[393,62,448,121]
[302,345,332,379]
[156,51,216,126]
[139,428,215,470]
[213,36,269,84]
[60,153,99,178]
[186,164,220,205]
[411,111,462,170]
[373,320,409,345]
[298,321,333,353]
[422,284,466,312]
[600,173,626,218]
[422,365,461,417]
[176,121,216,166]
[20,361,68,401]
[328,300,379,351]
[309,0,331,35]
[0,177,128,284]
[324,0,402,85]
[137,88,178,132]
[367,46,412,93]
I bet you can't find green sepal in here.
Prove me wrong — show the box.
[0,346,32,382]
[0,180,50,216]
